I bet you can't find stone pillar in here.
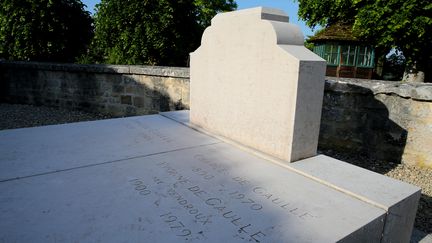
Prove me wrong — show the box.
[190,7,326,162]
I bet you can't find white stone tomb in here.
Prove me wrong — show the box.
[0,7,420,243]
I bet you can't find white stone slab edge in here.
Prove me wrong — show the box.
[382,192,421,243]
[290,155,421,243]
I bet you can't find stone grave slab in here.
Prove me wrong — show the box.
[0,115,219,181]
[0,138,386,243]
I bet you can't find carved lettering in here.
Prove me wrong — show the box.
[167,187,212,226]
[129,179,151,196]
[188,186,208,199]
[250,231,266,242]
[232,176,251,186]
[159,212,192,237]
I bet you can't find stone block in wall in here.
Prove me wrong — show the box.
[135,75,155,90]
[120,95,132,105]
[94,73,122,84]
[133,75,188,110]
[125,84,137,94]
[105,104,127,117]
[133,97,145,108]
[112,84,124,94]
[403,119,432,167]
[323,92,357,108]
[101,97,119,105]
[124,106,137,116]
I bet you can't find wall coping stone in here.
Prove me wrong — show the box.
[1,61,431,101]
[0,61,190,78]
[325,77,432,102]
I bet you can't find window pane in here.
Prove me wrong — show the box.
[357,46,373,67]
[324,45,331,53]
[313,44,325,58]
[340,45,356,66]
[348,52,356,65]
[324,44,339,65]
[331,53,338,65]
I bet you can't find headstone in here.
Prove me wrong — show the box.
[190,7,326,162]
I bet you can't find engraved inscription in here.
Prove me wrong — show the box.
[166,187,212,225]
[129,179,151,196]
[128,177,203,240]
[228,191,263,211]
[194,154,229,175]
[191,166,215,180]
[159,212,192,237]
[156,160,268,242]
[126,153,319,242]
[126,120,173,143]
[231,177,319,220]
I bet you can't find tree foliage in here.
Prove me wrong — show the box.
[297,0,431,78]
[0,0,93,62]
[383,52,406,81]
[90,0,236,66]
[195,0,237,27]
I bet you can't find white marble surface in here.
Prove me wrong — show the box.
[190,7,326,162]
[0,140,386,243]
[291,155,421,243]
[0,115,219,181]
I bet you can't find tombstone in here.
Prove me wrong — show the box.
[190,7,326,162]
[0,7,420,243]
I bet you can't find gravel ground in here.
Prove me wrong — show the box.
[0,103,113,130]
[1,103,431,236]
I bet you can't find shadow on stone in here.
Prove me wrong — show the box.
[415,193,432,234]
[318,82,407,174]
[0,62,187,118]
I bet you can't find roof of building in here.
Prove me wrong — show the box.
[309,23,360,43]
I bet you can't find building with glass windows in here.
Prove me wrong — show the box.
[309,23,375,79]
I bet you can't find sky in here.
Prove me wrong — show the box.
[81,0,315,37]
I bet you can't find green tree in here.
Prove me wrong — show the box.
[195,0,237,27]
[0,0,93,62]
[383,51,406,81]
[90,0,236,66]
[297,0,432,82]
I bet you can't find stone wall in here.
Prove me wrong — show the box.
[1,61,431,167]
[321,78,432,167]
[0,61,190,116]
